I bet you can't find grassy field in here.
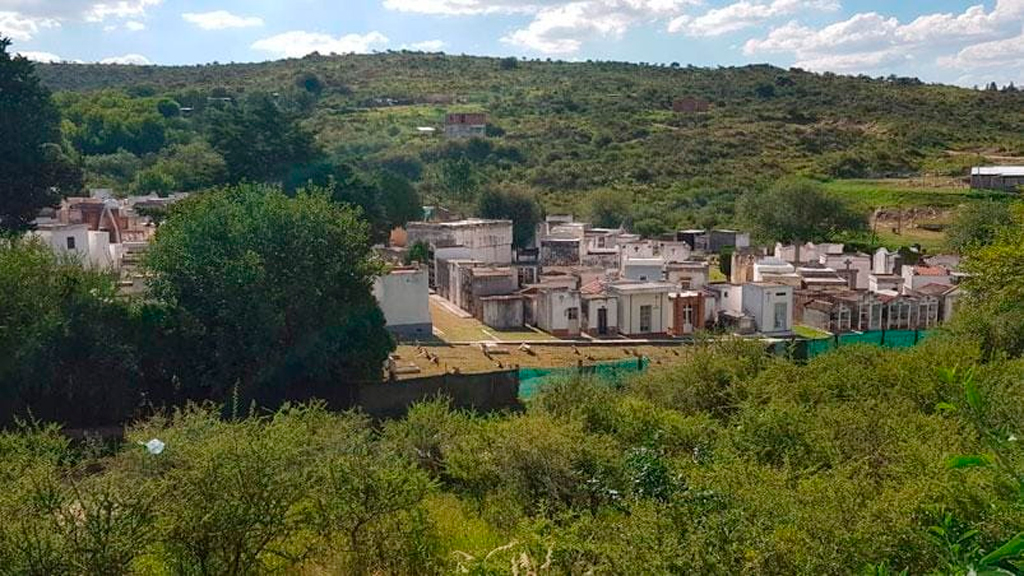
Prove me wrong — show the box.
[793,325,832,339]
[393,342,692,379]
[428,297,555,343]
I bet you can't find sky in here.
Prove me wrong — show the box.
[2,0,1024,86]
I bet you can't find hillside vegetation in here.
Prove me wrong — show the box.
[37,53,1024,234]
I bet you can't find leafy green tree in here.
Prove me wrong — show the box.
[150,141,228,192]
[0,237,139,426]
[738,177,866,244]
[131,167,175,196]
[585,188,633,229]
[59,90,168,156]
[0,38,82,232]
[946,200,1014,254]
[951,205,1024,357]
[83,149,142,191]
[207,93,319,183]
[432,157,481,208]
[145,184,393,401]
[376,170,423,232]
[476,184,542,248]
[156,98,181,118]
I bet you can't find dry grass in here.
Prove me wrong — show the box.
[391,342,694,379]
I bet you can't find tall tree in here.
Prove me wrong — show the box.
[738,178,866,245]
[0,38,82,232]
[145,184,393,401]
[477,184,542,249]
[207,93,319,184]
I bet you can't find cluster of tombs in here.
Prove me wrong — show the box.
[31,189,189,294]
[375,215,965,340]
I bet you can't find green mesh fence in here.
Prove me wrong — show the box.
[806,338,836,358]
[804,329,933,359]
[838,331,885,347]
[881,330,919,348]
[519,358,649,400]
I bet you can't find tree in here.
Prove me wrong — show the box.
[476,184,542,248]
[131,167,175,196]
[432,157,481,208]
[156,98,181,118]
[951,205,1024,357]
[0,237,140,426]
[377,171,423,232]
[151,141,228,192]
[585,189,633,229]
[738,178,866,245]
[946,200,1013,254]
[0,38,82,232]
[145,184,393,401]
[207,93,319,183]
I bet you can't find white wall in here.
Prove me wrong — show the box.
[822,254,872,290]
[373,268,431,330]
[615,290,672,335]
[742,284,793,333]
[537,290,581,335]
[584,296,618,332]
[622,260,664,282]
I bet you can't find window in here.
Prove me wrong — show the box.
[567,307,579,320]
[639,305,653,333]
[66,236,76,250]
[682,304,694,327]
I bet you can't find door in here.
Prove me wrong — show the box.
[640,305,653,333]
[597,307,608,335]
[567,307,580,336]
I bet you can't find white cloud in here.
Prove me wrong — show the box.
[17,50,63,62]
[382,0,544,15]
[124,19,144,30]
[668,0,838,38]
[251,31,389,58]
[941,32,1024,71]
[744,0,1024,77]
[502,0,694,54]
[0,10,58,40]
[84,0,161,22]
[99,53,151,64]
[182,10,263,30]
[406,39,446,51]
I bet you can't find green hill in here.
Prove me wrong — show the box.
[36,52,1024,235]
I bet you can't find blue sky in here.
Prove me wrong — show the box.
[3,0,1023,86]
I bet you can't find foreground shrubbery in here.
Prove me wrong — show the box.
[1,336,1022,574]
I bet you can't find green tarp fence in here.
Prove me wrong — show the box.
[519,358,649,400]
[803,329,936,360]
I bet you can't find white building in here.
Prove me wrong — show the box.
[820,252,872,290]
[406,219,513,265]
[709,282,792,335]
[665,261,710,290]
[534,287,582,338]
[608,282,675,337]
[869,273,905,294]
[753,257,798,283]
[621,257,664,282]
[372,266,432,339]
[580,280,619,337]
[901,265,954,294]
[873,247,900,275]
[31,223,120,270]
[742,283,793,335]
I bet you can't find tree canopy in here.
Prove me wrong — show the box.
[0,38,82,232]
[477,184,543,248]
[207,94,319,183]
[145,183,393,400]
[738,177,867,243]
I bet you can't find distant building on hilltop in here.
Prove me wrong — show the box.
[672,96,710,113]
[970,166,1024,191]
[445,112,487,139]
